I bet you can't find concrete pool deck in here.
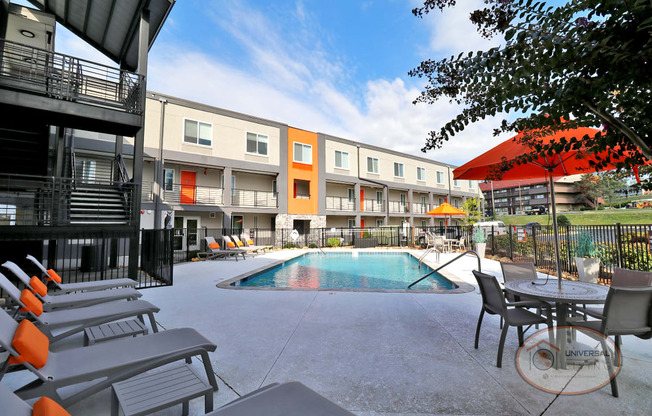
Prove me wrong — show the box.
[3,249,651,415]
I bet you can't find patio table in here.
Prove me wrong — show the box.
[504,279,609,368]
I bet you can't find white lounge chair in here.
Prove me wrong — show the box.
[199,237,245,261]
[230,235,265,254]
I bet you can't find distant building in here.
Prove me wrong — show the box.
[480,175,591,216]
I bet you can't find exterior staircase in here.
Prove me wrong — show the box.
[70,185,130,225]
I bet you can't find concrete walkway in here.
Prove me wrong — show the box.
[3,250,651,415]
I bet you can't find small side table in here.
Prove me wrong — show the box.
[111,364,214,416]
[84,319,148,346]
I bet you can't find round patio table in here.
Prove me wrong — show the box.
[504,279,610,368]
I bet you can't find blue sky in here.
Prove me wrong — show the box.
[50,0,516,165]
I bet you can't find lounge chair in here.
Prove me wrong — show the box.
[569,286,652,397]
[2,261,141,311]
[0,383,72,416]
[0,272,159,343]
[224,235,257,255]
[238,235,273,252]
[25,254,136,293]
[0,309,218,407]
[198,237,245,261]
[208,381,356,415]
[472,270,553,368]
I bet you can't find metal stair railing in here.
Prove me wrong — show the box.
[408,250,482,290]
[418,248,440,268]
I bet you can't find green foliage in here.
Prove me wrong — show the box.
[574,231,598,258]
[461,197,483,225]
[327,238,341,248]
[556,215,571,226]
[283,243,296,249]
[362,231,371,239]
[472,228,486,244]
[308,243,318,249]
[410,0,652,184]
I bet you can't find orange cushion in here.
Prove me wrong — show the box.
[227,242,236,248]
[46,269,62,284]
[32,396,71,416]
[236,240,244,246]
[20,289,43,316]
[247,239,254,245]
[209,242,220,249]
[8,319,49,369]
[30,276,48,297]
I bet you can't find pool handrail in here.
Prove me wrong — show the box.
[407,250,482,290]
[418,248,440,268]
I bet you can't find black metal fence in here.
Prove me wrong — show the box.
[487,223,652,284]
[0,229,173,298]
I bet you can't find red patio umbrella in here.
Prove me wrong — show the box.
[453,126,644,289]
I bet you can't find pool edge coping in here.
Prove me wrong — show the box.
[216,249,475,294]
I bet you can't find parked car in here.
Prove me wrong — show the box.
[473,221,507,237]
[524,205,548,215]
[524,222,541,232]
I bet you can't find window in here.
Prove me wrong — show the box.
[184,119,212,146]
[438,197,444,205]
[246,132,268,156]
[335,150,349,169]
[376,191,383,204]
[421,220,427,227]
[272,180,277,194]
[253,216,258,228]
[417,167,426,181]
[348,219,356,228]
[393,162,404,178]
[294,179,310,199]
[231,175,236,190]
[436,171,445,184]
[535,194,545,199]
[293,142,312,164]
[367,157,379,174]
[469,180,475,189]
[454,200,460,208]
[400,194,407,206]
[453,179,461,187]
[164,169,174,191]
[421,195,427,205]
[376,219,384,227]
[348,188,355,202]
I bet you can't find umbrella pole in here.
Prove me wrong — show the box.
[549,174,563,290]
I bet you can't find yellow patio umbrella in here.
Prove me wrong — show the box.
[426,200,466,226]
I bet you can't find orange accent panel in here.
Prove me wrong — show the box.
[360,190,365,211]
[287,128,319,215]
[8,319,49,369]
[209,242,220,249]
[33,396,72,416]
[180,171,196,204]
[30,276,48,297]
[360,219,365,237]
[46,269,61,284]
[20,289,43,316]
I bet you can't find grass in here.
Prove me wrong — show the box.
[497,209,652,226]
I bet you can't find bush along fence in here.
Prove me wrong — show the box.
[487,223,652,284]
[170,225,475,263]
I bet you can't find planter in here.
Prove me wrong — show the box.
[575,257,600,283]
[474,243,486,258]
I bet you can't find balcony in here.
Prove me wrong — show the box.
[0,173,136,227]
[363,199,385,213]
[161,183,224,206]
[388,200,409,214]
[0,40,144,135]
[326,196,355,211]
[232,189,278,208]
[412,203,431,214]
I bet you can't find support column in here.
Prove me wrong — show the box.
[354,182,361,227]
[224,166,233,206]
[153,98,167,228]
[429,192,435,226]
[128,8,149,280]
[383,186,389,224]
[407,189,414,226]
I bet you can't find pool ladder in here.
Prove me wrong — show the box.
[418,248,440,268]
[408,250,482,290]
[307,238,325,255]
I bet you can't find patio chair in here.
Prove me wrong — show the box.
[228,235,259,254]
[236,235,273,252]
[25,254,136,293]
[2,261,141,311]
[433,235,448,253]
[500,262,554,329]
[569,286,652,397]
[472,270,553,367]
[0,272,159,343]
[0,383,73,416]
[0,308,218,407]
[208,381,356,416]
[451,237,466,252]
[199,237,245,261]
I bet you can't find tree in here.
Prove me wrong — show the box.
[461,196,483,225]
[410,1,651,188]
[598,172,625,207]
[576,174,602,210]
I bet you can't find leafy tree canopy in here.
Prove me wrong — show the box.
[461,196,483,225]
[410,0,651,187]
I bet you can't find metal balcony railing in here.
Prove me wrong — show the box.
[232,189,278,207]
[388,200,409,213]
[363,199,385,212]
[326,196,355,211]
[0,39,144,114]
[412,203,431,214]
[0,173,136,226]
[162,183,224,206]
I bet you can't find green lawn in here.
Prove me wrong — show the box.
[497,209,652,226]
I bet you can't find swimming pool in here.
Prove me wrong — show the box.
[219,251,462,292]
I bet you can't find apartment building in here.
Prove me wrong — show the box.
[72,92,483,250]
[480,175,590,216]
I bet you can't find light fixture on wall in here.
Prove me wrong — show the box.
[20,29,35,38]
[204,168,208,175]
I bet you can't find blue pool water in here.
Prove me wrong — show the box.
[231,252,456,291]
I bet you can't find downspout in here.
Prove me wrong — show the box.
[153,97,167,228]
[356,145,389,222]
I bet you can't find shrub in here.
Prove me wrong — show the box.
[362,231,371,239]
[556,215,571,226]
[308,243,318,249]
[327,238,340,247]
[283,243,296,249]
[574,231,598,258]
[472,228,486,244]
